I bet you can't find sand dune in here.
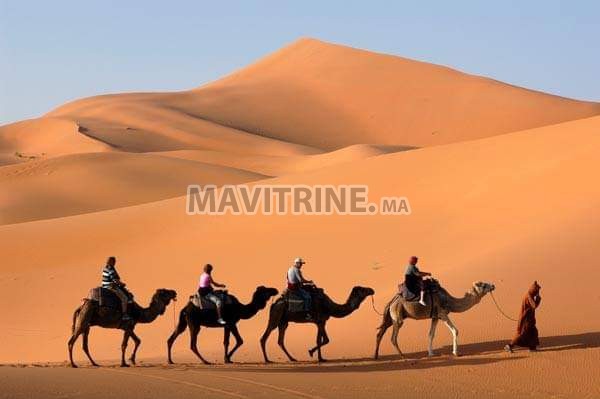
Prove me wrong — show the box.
[153,144,413,177]
[0,152,265,225]
[0,117,111,166]
[1,116,599,365]
[178,38,600,148]
[3,37,594,160]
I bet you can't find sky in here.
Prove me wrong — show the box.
[1,0,599,125]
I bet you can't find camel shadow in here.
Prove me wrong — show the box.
[192,331,599,374]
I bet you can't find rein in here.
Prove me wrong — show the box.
[489,291,518,322]
[370,295,384,316]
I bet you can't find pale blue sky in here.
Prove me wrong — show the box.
[1,0,599,125]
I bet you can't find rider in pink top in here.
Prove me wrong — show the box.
[198,264,227,325]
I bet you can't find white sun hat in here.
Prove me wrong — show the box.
[294,257,306,265]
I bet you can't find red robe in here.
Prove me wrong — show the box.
[510,281,541,349]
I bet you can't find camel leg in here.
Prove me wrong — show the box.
[68,305,89,368]
[441,315,459,356]
[318,326,330,362]
[120,331,131,367]
[167,309,188,364]
[223,327,231,363]
[390,319,404,358]
[374,315,392,359]
[277,322,297,362]
[226,324,244,362]
[308,323,330,362]
[129,331,141,365]
[81,328,99,367]
[428,318,439,357]
[189,324,211,365]
[68,328,83,368]
[260,321,278,363]
[308,325,323,358]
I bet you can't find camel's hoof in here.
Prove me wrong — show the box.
[120,363,130,368]
[224,359,232,364]
[452,353,461,357]
[289,358,298,362]
[168,361,175,365]
[317,358,328,363]
[202,361,212,366]
[427,352,436,358]
[308,350,314,358]
[264,360,272,364]
[91,363,100,367]
[70,364,78,369]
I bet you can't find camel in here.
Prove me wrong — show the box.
[260,286,375,363]
[374,281,495,359]
[167,286,278,364]
[68,288,177,368]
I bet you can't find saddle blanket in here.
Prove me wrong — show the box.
[87,287,122,309]
[190,291,233,309]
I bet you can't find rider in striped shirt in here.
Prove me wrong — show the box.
[102,257,131,320]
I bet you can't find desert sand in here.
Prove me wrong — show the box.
[1,38,599,398]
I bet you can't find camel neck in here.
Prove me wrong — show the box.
[239,293,268,320]
[328,292,362,318]
[137,298,165,323]
[447,289,483,313]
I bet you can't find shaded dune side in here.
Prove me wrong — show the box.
[0,152,266,225]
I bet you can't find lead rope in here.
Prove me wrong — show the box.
[370,295,384,316]
[489,291,518,322]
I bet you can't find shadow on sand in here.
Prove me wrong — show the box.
[172,331,600,374]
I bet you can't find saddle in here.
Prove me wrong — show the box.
[282,286,323,313]
[88,287,126,309]
[398,278,441,302]
[189,290,233,309]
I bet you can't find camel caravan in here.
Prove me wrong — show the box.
[68,255,496,367]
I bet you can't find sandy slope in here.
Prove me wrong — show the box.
[152,144,414,177]
[1,116,599,367]
[42,39,600,152]
[0,152,265,225]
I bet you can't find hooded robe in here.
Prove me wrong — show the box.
[510,281,541,349]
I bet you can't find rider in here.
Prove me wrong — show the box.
[198,264,227,325]
[101,256,132,320]
[287,257,313,318]
[405,256,431,306]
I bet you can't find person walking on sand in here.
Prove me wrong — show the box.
[505,281,542,353]
[405,256,431,306]
[198,264,227,325]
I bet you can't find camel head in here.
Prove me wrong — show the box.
[350,286,375,301]
[253,286,279,306]
[152,288,178,314]
[472,281,495,297]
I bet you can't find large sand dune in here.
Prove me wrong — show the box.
[1,38,599,397]
[43,39,600,151]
